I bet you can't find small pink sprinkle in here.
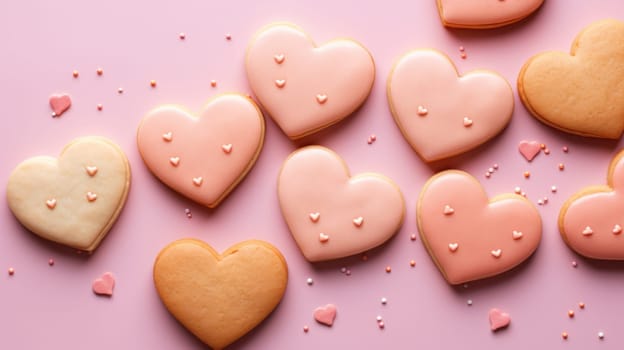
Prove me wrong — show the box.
[544,148,551,155]
[361,254,369,261]
[340,267,347,273]
[579,302,585,309]
[551,186,557,193]
[385,266,392,273]
[460,52,467,59]
[459,46,465,52]
[493,164,499,170]
[537,199,544,206]
[210,80,217,87]
[179,32,186,40]
[410,260,416,267]
[488,167,494,173]
[367,137,373,144]
[346,270,351,276]
[562,332,569,340]
[72,70,79,78]
[562,146,569,153]
[559,163,565,171]
[378,321,385,329]
[48,258,54,266]
[485,172,491,179]
[97,104,103,111]
[8,267,15,276]
[117,87,124,94]
[543,197,549,204]
[303,325,309,333]
[410,233,417,241]
[225,33,232,40]
[150,80,157,88]
[568,310,575,318]
[96,68,103,76]
[572,261,578,268]
[370,134,376,141]
[521,192,526,197]
[514,187,521,194]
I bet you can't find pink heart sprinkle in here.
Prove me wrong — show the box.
[448,243,459,252]
[316,94,328,104]
[314,304,337,326]
[353,216,364,227]
[319,233,330,243]
[443,205,455,215]
[309,212,320,222]
[582,226,593,236]
[489,308,511,331]
[512,230,523,240]
[49,94,72,117]
[274,54,285,64]
[614,224,622,235]
[518,140,541,162]
[92,272,115,296]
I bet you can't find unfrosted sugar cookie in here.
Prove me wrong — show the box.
[518,19,624,139]
[417,170,542,284]
[437,0,545,29]
[245,23,375,139]
[559,150,624,260]
[6,136,131,252]
[277,146,405,262]
[387,49,513,162]
[153,239,288,350]
[137,94,264,208]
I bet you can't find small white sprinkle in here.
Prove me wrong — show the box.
[551,186,557,193]
[306,278,313,285]
[381,297,387,305]
[598,331,605,339]
[340,267,347,273]
[376,315,383,322]
[467,299,473,306]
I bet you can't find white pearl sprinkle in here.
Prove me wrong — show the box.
[376,315,383,322]
[381,297,387,305]
[467,299,473,306]
[598,331,605,339]
[306,278,313,285]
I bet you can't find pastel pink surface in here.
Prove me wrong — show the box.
[489,308,511,331]
[560,151,624,260]
[387,50,513,162]
[438,0,544,28]
[49,94,71,116]
[92,272,115,296]
[246,23,375,139]
[518,140,541,161]
[313,304,337,326]
[136,94,264,208]
[278,146,404,262]
[4,1,624,350]
[418,171,542,284]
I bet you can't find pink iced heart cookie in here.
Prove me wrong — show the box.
[49,93,72,117]
[387,49,513,162]
[245,23,375,139]
[137,94,264,208]
[278,146,405,262]
[314,304,337,326]
[437,0,544,29]
[92,272,115,296]
[559,150,624,260]
[417,170,542,284]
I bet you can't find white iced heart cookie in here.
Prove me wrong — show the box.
[6,137,131,252]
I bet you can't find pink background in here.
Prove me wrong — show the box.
[2,0,624,348]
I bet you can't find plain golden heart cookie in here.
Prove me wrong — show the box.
[6,136,131,252]
[518,19,624,139]
[153,239,288,350]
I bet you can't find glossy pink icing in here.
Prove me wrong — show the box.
[92,272,115,296]
[313,304,337,326]
[387,50,513,162]
[438,0,544,28]
[277,146,405,262]
[518,140,541,161]
[560,151,624,260]
[418,171,542,285]
[246,23,375,139]
[137,94,264,208]
[488,308,511,331]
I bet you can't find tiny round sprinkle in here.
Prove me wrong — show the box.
[410,234,417,241]
[460,52,467,59]
[361,254,368,261]
[524,171,530,179]
[598,331,605,339]
[378,321,385,329]
[346,270,351,276]
[97,104,103,111]
[540,143,546,150]
[537,199,544,206]
[48,258,54,266]
[376,315,383,322]
[370,134,376,141]
[385,266,392,273]
[563,146,569,153]
[572,261,578,268]
[544,148,551,155]
[96,68,103,76]
[340,267,347,273]
[210,80,217,87]
[579,302,585,309]
[459,46,465,52]
[463,283,469,289]
[117,87,124,94]
[493,164,499,170]
[184,208,190,214]
[488,167,494,173]
[409,260,416,267]
[562,332,568,340]
[568,310,575,318]
[543,197,549,204]
[367,138,373,145]
[514,187,521,194]
[559,163,565,170]
[72,70,79,78]
[467,299,473,306]
[551,186,557,193]
[225,33,232,40]
[8,267,14,276]
[150,80,157,87]
[179,32,186,40]
[303,325,309,333]
[381,297,387,305]
[485,172,491,178]
[306,278,313,285]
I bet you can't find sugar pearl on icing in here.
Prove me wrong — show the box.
[225,33,232,40]
[274,54,285,64]
[613,224,622,234]
[378,321,385,329]
[463,117,473,127]
[572,261,578,268]
[192,177,203,186]
[523,171,530,178]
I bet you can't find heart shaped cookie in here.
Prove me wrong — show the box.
[6,137,131,252]
[518,19,624,139]
[387,49,514,162]
[559,150,624,260]
[137,94,264,208]
[153,239,288,349]
[437,0,544,29]
[417,170,542,284]
[277,146,405,262]
[245,23,375,139]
